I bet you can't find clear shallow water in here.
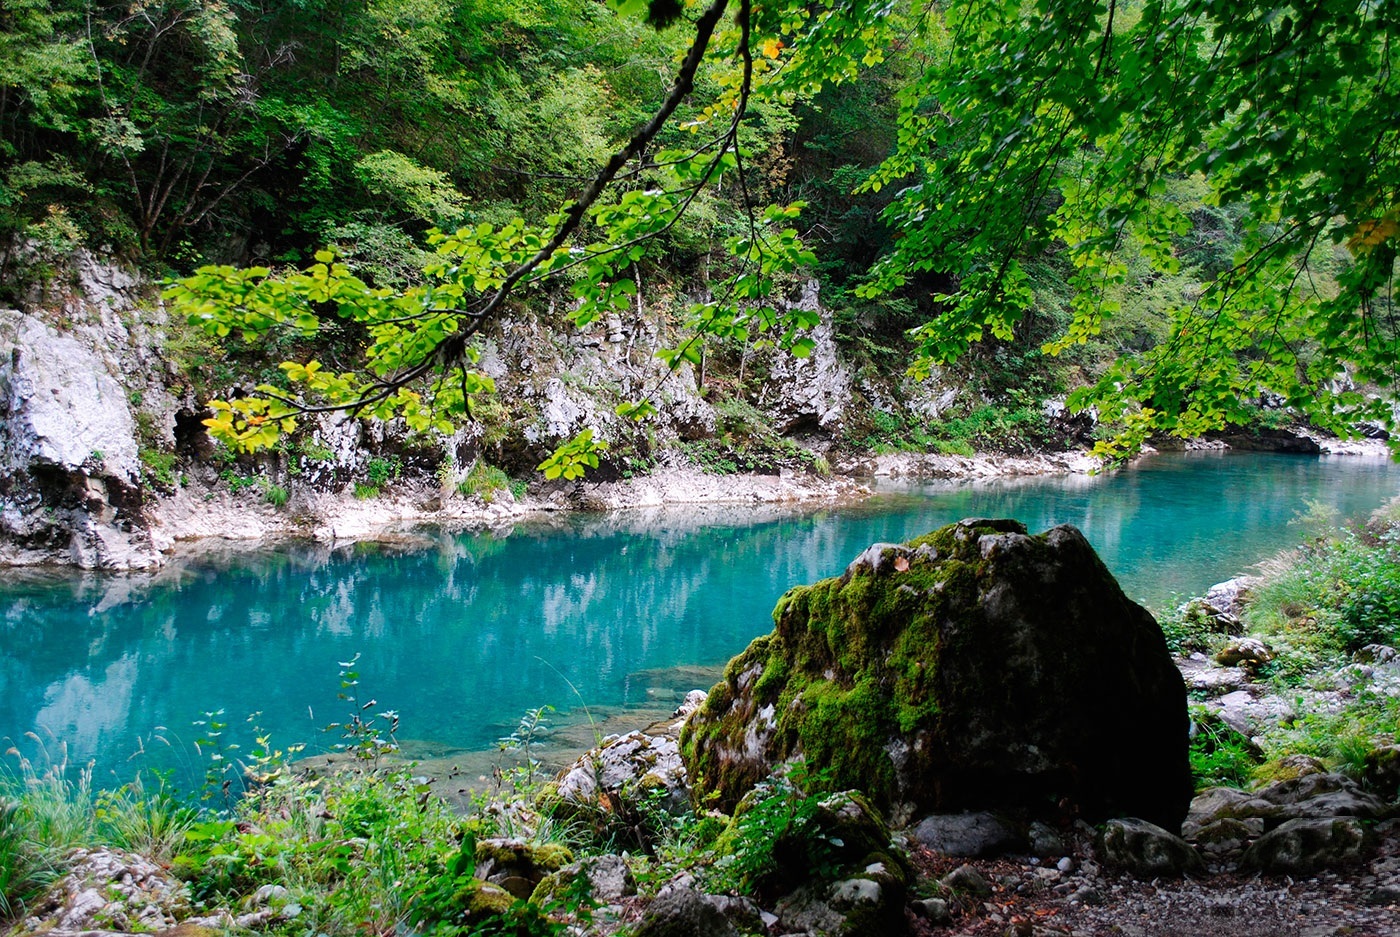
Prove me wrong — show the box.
[2,451,1397,789]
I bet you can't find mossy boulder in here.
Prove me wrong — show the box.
[680,518,1192,830]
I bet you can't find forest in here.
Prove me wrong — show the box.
[5,0,1396,468]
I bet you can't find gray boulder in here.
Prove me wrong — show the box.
[557,728,688,816]
[681,519,1192,830]
[1100,818,1205,878]
[910,811,1022,858]
[1240,817,1373,874]
[10,848,190,936]
[632,885,739,937]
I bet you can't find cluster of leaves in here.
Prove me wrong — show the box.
[861,0,1400,456]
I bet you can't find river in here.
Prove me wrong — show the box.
[1,451,1396,790]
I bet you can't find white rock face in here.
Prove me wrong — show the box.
[758,279,853,433]
[1,310,139,480]
[0,308,162,568]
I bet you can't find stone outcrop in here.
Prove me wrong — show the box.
[8,848,191,937]
[0,310,160,568]
[1099,818,1205,877]
[680,519,1193,830]
[754,279,852,435]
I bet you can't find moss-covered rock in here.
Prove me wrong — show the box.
[680,518,1192,830]
[473,838,573,899]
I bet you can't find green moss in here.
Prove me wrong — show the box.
[532,843,573,871]
[683,517,1107,814]
[455,881,513,917]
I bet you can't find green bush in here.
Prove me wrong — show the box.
[1188,707,1262,789]
[459,462,510,502]
[1246,529,1400,677]
[139,448,177,490]
[366,456,402,488]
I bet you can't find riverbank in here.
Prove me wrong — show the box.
[10,435,1392,572]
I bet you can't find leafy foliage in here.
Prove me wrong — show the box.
[862,0,1400,455]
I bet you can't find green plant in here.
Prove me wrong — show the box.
[365,456,402,488]
[495,706,554,791]
[459,462,510,503]
[219,469,260,494]
[139,448,178,490]
[298,440,335,463]
[1159,599,1229,657]
[353,483,380,499]
[324,654,400,767]
[1188,707,1261,789]
[706,762,840,896]
[263,484,289,507]
[1260,689,1400,780]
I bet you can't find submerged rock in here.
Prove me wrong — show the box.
[680,519,1192,830]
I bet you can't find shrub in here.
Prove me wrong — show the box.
[459,462,510,502]
[365,456,402,488]
[139,448,177,490]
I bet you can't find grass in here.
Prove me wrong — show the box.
[458,462,510,502]
[1180,496,1400,790]
[0,738,195,922]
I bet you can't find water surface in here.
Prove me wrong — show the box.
[2,451,1396,788]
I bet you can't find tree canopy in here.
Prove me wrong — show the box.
[865,0,1400,456]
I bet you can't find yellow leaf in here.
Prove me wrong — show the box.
[761,38,784,59]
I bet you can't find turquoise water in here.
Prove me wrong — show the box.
[2,451,1397,789]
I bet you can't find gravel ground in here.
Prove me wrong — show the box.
[906,822,1400,937]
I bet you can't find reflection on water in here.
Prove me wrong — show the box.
[2,451,1397,789]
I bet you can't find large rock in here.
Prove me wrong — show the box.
[1240,817,1374,874]
[0,309,159,568]
[755,279,853,434]
[10,847,191,937]
[680,519,1192,829]
[1100,817,1205,877]
[556,728,689,816]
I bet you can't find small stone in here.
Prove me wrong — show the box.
[633,886,738,937]
[1056,856,1075,874]
[1214,637,1273,668]
[1069,885,1105,906]
[1365,884,1400,906]
[940,863,993,899]
[911,897,952,924]
[911,810,1021,858]
[1028,821,1066,858]
[830,877,882,908]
